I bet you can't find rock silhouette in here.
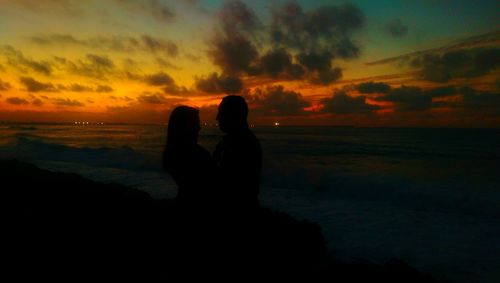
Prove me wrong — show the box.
[3,160,445,282]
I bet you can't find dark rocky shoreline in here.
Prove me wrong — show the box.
[3,159,447,282]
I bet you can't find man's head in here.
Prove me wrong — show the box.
[217,95,248,133]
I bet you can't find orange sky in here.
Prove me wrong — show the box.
[0,0,498,126]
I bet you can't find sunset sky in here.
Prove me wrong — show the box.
[0,0,498,126]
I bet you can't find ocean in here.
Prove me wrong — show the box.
[1,123,499,282]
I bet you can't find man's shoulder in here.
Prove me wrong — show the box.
[247,128,260,142]
[230,129,260,145]
[238,130,261,155]
[247,130,261,150]
[195,144,211,156]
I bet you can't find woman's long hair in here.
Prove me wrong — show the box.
[162,106,200,173]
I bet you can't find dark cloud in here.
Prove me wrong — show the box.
[425,86,457,98]
[270,2,364,58]
[359,83,500,113]
[336,38,361,59]
[458,88,500,111]
[156,57,179,69]
[31,34,179,58]
[246,85,310,116]
[53,98,84,107]
[259,48,292,77]
[376,86,431,111]
[186,53,202,62]
[387,87,430,111]
[68,83,93,92]
[20,77,57,92]
[142,0,175,22]
[161,85,189,95]
[25,57,52,75]
[65,54,115,79]
[123,71,141,81]
[141,35,178,57]
[86,54,114,68]
[312,67,343,85]
[448,30,500,50]
[1,45,53,75]
[366,32,500,83]
[32,98,44,106]
[6,97,30,105]
[144,72,175,86]
[12,0,82,17]
[31,34,80,45]
[53,56,67,64]
[296,51,343,84]
[114,0,175,22]
[384,19,408,38]
[210,33,259,75]
[358,81,391,94]
[195,73,243,94]
[137,92,186,105]
[321,91,379,114]
[33,34,138,53]
[122,58,137,67]
[207,1,264,77]
[218,0,260,34]
[205,1,364,86]
[269,1,303,47]
[109,96,133,102]
[137,93,168,104]
[257,48,306,79]
[410,48,500,82]
[142,72,188,95]
[424,87,500,115]
[0,79,11,91]
[367,30,500,66]
[57,82,113,93]
[96,84,114,93]
[297,51,332,71]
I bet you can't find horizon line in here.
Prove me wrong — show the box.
[1,121,499,129]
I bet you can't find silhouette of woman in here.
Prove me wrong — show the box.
[162,106,216,207]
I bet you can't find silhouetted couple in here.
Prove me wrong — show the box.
[162,95,262,215]
[161,98,324,275]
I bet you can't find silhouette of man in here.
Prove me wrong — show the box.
[214,95,262,210]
